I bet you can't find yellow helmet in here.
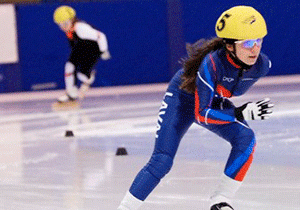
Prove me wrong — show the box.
[53,6,76,24]
[215,6,267,40]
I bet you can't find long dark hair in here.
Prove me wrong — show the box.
[180,37,224,93]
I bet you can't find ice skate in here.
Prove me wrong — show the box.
[57,93,78,103]
[52,88,80,111]
[210,202,234,210]
[52,94,80,111]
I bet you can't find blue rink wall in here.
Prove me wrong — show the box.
[1,0,299,93]
[16,1,170,92]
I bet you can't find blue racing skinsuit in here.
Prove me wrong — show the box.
[129,48,271,201]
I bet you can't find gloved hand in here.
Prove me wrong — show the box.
[235,98,274,121]
[101,51,111,60]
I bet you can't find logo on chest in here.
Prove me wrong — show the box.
[223,76,234,82]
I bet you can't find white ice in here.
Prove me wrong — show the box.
[0,75,300,210]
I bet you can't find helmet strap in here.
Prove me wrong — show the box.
[226,44,253,70]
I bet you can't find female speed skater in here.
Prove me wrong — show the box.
[118,5,273,210]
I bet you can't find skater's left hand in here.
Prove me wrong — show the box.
[235,98,274,121]
[101,51,111,60]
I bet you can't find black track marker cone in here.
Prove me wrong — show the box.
[65,130,74,137]
[116,147,128,156]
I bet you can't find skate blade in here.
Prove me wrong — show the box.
[51,101,80,111]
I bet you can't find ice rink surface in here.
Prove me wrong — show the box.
[1,75,300,210]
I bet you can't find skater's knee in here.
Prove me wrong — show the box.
[65,61,75,74]
[234,128,256,152]
[245,130,255,150]
[147,153,173,179]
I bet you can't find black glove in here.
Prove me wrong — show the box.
[235,98,274,121]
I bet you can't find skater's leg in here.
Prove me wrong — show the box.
[58,61,78,102]
[76,53,99,99]
[204,122,255,208]
[77,70,96,99]
[118,92,195,209]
